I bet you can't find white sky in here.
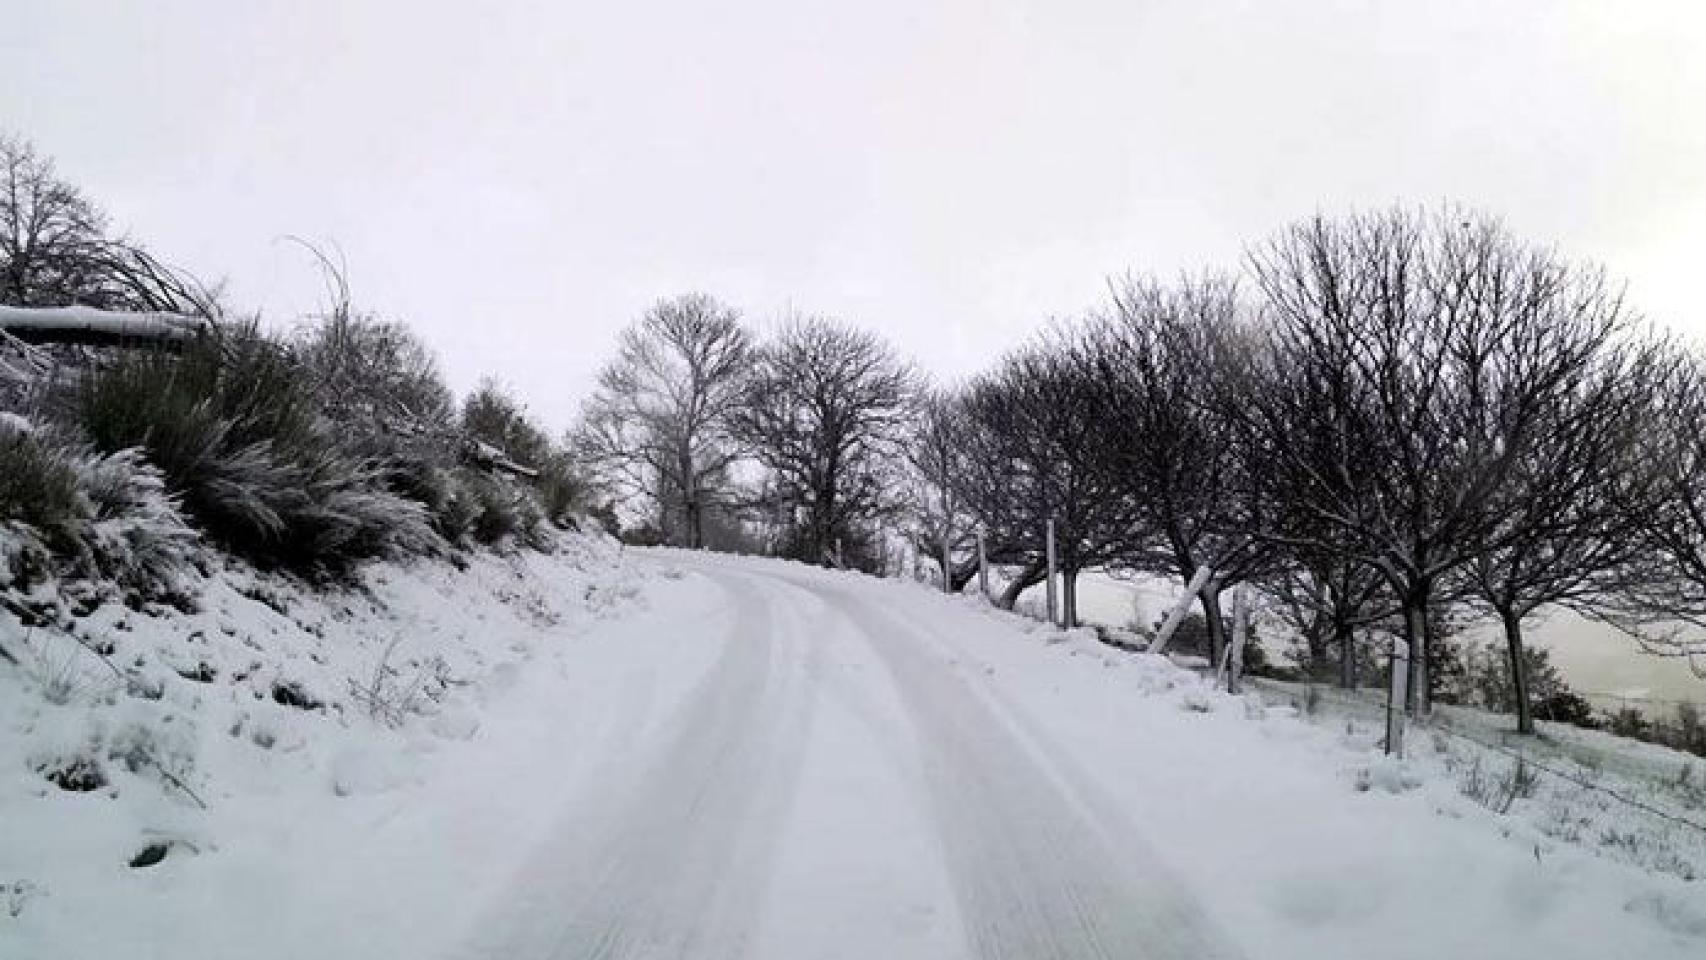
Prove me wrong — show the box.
[6,1,1705,430]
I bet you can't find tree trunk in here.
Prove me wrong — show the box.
[1402,599,1429,717]
[1305,621,1332,678]
[0,305,212,348]
[1062,568,1079,628]
[949,555,980,592]
[1200,587,1227,669]
[1501,607,1535,735]
[998,559,1046,610]
[1336,623,1356,689]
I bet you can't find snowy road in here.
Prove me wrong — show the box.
[450,557,1240,960]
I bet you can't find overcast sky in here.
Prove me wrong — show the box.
[5,0,1705,429]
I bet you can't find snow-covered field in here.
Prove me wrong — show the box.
[4,546,1705,958]
[1058,567,1706,704]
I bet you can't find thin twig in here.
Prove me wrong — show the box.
[145,755,209,810]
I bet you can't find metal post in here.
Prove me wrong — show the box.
[1386,636,1409,757]
[977,530,990,600]
[1045,520,1058,627]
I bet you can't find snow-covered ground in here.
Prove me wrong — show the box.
[4,547,1705,958]
[1,533,659,957]
[1057,567,1706,704]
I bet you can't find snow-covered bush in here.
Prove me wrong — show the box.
[533,452,588,527]
[75,324,444,576]
[295,314,582,550]
[462,470,544,548]
[0,415,82,544]
[294,311,456,439]
[0,417,195,596]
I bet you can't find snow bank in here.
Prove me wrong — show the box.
[0,534,689,958]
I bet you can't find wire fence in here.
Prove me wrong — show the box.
[1244,676,1706,840]
[1573,689,1706,713]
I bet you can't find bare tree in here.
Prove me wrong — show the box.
[1,134,213,316]
[1595,348,1706,676]
[1085,274,1268,663]
[733,316,915,569]
[574,294,750,548]
[1,134,106,308]
[1463,333,1659,731]
[1263,554,1392,687]
[959,333,1133,623]
[1245,208,1632,715]
[901,389,983,589]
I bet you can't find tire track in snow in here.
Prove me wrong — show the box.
[803,581,1244,960]
[449,571,817,960]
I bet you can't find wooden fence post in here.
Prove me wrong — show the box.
[1386,636,1409,757]
[1147,566,1215,655]
[977,530,990,600]
[941,530,952,594]
[1228,585,1250,694]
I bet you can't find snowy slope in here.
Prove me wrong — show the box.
[4,547,1704,958]
[0,534,667,958]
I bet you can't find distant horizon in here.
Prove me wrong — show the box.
[1056,570,1706,702]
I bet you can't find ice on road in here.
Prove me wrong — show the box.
[450,558,1240,960]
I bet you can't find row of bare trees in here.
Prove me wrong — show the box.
[575,206,1701,736]
[921,208,1706,733]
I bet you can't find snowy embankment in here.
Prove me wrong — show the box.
[0,533,693,958]
[4,547,1705,959]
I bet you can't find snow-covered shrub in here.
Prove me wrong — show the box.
[462,379,552,471]
[0,417,196,596]
[346,638,456,728]
[463,470,543,547]
[461,379,585,534]
[77,327,310,546]
[74,448,200,593]
[277,446,444,569]
[76,324,444,576]
[294,311,456,439]
[0,416,82,549]
[533,452,587,527]
[1456,755,1540,814]
[424,467,479,543]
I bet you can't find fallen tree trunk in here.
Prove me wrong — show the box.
[0,305,213,349]
[467,440,540,479]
